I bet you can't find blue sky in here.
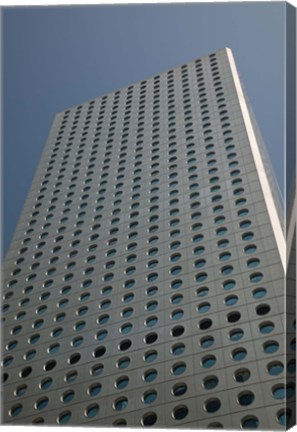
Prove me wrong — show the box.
[3,2,285,254]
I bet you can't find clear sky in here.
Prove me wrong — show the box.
[2,2,285,254]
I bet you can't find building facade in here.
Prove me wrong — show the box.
[2,48,295,429]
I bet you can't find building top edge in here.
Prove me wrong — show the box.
[55,47,232,115]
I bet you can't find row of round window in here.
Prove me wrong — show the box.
[8,238,256,278]
[9,402,293,429]
[4,280,269,335]
[16,224,255,267]
[3,327,289,372]
[3,319,280,374]
[10,354,295,397]
[7,249,259,287]
[26,407,293,427]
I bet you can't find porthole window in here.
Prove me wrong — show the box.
[197,302,211,313]
[148,247,158,256]
[197,287,209,297]
[147,273,158,282]
[121,307,134,318]
[252,288,267,299]
[232,188,244,196]
[171,294,183,304]
[143,369,158,382]
[240,219,251,229]
[229,328,244,341]
[20,365,32,377]
[61,390,75,404]
[144,350,158,363]
[171,279,183,290]
[98,314,109,325]
[169,230,180,238]
[145,297,159,310]
[259,321,274,334]
[172,382,187,396]
[272,383,295,399]
[267,361,284,376]
[204,398,221,413]
[105,261,115,274]
[48,343,60,354]
[126,254,136,263]
[145,316,158,327]
[148,260,158,269]
[200,336,214,348]
[119,339,132,351]
[65,370,78,382]
[256,304,270,315]
[221,265,233,275]
[15,384,27,397]
[232,348,247,361]
[227,311,241,323]
[198,318,212,330]
[171,309,184,320]
[196,272,208,282]
[217,239,229,248]
[9,404,23,417]
[194,246,205,255]
[172,362,186,375]
[120,323,133,334]
[214,215,225,224]
[171,325,184,337]
[263,340,279,354]
[88,383,102,396]
[216,227,227,236]
[169,340,185,355]
[192,222,202,231]
[277,409,292,426]
[35,397,49,410]
[247,258,260,268]
[122,293,134,304]
[242,232,254,241]
[170,241,181,250]
[202,355,216,368]
[224,295,238,306]
[171,253,181,262]
[145,332,158,344]
[172,405,188,420]
[237,391,255,406]
[219,252,231,261]
[24,350,36,361]
[3,355,13,367]
[115,376,129,390]
[241,416,259,429]
[170,266,182,275]
[203,376,218,389]
[143,390,157,404]
[146,286,158,296]
[238,208,249,217]
[244,244,257,254]
[68,353,81,364]
[234,368,250,383]
[117,357,130,369]
[11,326,22,336]
[195,259,206,268]
[193,234,204,243]
[84,403,99,418]
[141,412,157,426]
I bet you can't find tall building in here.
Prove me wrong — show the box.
[2,48,295,429]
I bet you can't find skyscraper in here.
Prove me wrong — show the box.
[2,48,295,429]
